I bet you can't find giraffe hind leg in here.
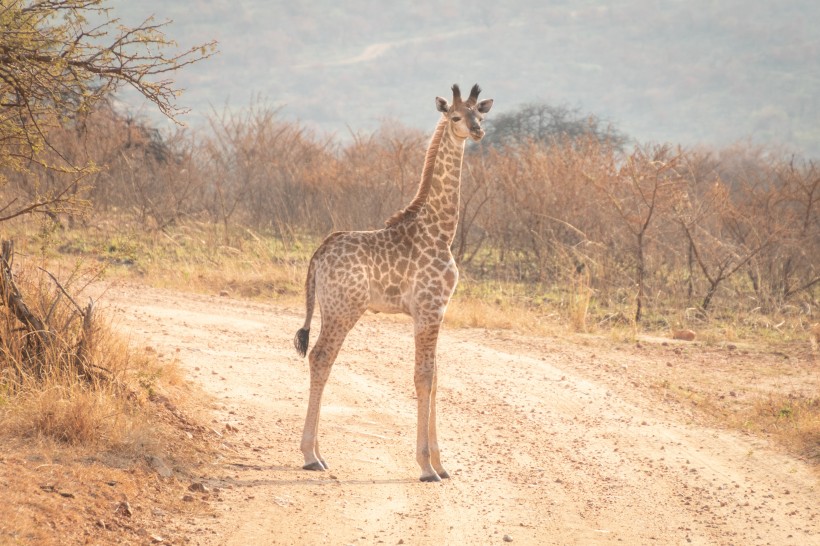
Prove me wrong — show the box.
[301,342,334,471]
[300,309,363,472]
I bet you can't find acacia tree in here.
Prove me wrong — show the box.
[483,102,629,151]
[0,0,217,222]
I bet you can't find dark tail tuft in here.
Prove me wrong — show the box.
[294,328,310,357]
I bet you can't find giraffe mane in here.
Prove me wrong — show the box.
[385,116,447,227]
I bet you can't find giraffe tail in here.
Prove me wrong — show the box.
[294,254,317,358]
[294,328,310,357]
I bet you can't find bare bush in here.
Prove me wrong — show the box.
[752,157,820,307]
[15,97,817,325]
[676,147,813,313]
[593,144,686,322]
[201,102,339,243]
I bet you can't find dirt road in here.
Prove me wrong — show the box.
[105,284,819,545]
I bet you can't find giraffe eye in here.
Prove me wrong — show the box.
[451,116,462,122]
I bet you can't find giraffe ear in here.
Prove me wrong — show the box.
[436,96,450,113]
[477,99,494,114]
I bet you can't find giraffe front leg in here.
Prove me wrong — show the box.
[414,321,443,482]
[429,369,449,479]
[415,368,439,482]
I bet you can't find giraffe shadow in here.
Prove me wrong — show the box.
[207,462,418,489]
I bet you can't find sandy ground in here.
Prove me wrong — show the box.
[103,284,819,546]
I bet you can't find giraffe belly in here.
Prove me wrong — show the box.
[368,283,409,315]
[368,301,406,314]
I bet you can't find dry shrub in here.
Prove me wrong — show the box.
[0,247,187,456]
[1,252,97,388]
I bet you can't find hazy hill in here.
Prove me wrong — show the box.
[108,0,820,157]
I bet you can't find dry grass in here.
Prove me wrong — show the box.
[744,394,820,459]
[44,217,309,304]
[0,256,173,452]
[447,297,531,331]
[568,269,593,332]
[1,340,186,455]
[445,285,563,337]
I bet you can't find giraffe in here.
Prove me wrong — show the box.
[294,83,493,482]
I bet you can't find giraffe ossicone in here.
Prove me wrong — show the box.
[294,83,493,482]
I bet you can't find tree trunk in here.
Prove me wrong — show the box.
[701,281,719,312]
[635,233,645,323]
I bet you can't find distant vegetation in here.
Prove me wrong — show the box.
[4,98,815,330]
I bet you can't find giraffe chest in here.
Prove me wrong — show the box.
[367,249,458,315]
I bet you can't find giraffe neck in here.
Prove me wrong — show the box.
[415,118,466,245]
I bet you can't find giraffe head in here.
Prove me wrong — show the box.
[436,83,493,142]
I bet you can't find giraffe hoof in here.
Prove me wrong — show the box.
[437,470,450,479]
[320,460,329,470]
[419,473,442,483]
[302,461,326,471]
